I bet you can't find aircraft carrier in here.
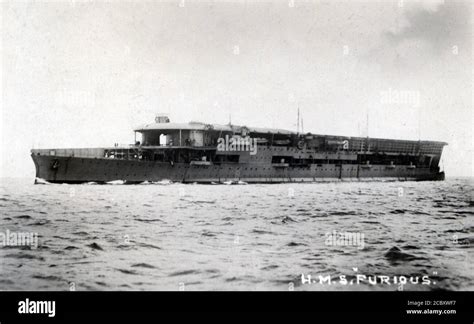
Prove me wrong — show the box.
[31,116,446,184]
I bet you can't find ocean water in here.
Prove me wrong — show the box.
[0,177,472,291]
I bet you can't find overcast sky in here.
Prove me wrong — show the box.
[1,0,472,178]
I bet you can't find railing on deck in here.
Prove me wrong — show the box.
[31,148,106,158]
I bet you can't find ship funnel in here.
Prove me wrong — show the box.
[155,114,170,123]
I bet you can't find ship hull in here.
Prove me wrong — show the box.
[31,154,445,184]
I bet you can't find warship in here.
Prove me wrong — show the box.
[31,115,446,184]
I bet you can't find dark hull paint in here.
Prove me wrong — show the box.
[31,154,445,184]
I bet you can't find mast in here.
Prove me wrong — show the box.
[297,106,300,134]
[418,105,421,141]
[366,107,370,153]
[301,113,304,134]
[366,108,369,138]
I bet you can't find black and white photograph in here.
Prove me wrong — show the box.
[0,0,473,320]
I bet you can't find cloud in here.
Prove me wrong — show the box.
[386,1,471,52]
[359,0,471,73]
